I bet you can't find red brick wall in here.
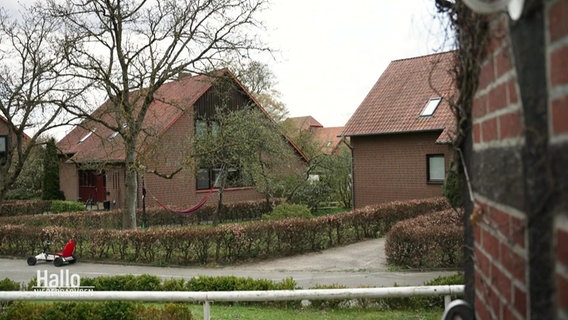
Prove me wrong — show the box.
[470,1,568,318]
[59,161,79,202]
[471,15,529,319]
[142,109,266,209]
[350,131,451,208]
[549,1,568,319]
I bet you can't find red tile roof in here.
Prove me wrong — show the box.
[58,69,308,163]
[341,51,457,143]
[285,116,345,155]
[313,126,345,154]
[286,116,323,131]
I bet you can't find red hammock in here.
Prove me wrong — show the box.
[149,187,216,215]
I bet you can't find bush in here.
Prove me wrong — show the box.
[50,200,86,213]
[67,274,296,292]
[0,198,450,265]
[262,202,312,220]
[0,301,191,320]
[385,209,464,269]
[0,198,279,229]
[0,278,21,291]
[0,200,51,217]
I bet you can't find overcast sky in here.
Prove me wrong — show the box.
[2,0,453,133]
[260,0,453,127]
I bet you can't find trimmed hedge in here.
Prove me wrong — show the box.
[49,201,86,213]
[0,199,278,229]
[25,274,297,292]
[0,200,51,217]
[385,209,464,269]
[0,198,450,266]
[0,301,193,320]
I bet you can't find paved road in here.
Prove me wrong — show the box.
[1,238,457,288]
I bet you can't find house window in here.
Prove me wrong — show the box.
[420,98,442,117]
[79,129,95,144]
[79,170,96,187]
[0,136,7,163]
[427,154,445,184]
[195,119,220,136]
[196,167,251,190]
[195,120,208,136]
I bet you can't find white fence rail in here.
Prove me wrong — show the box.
[0,285,464,320]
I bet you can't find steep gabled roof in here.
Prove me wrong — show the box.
[57,71,214,162]
[285,116,345,155]
[313,126,345,154]
[0,114,32,141]
[286,116,323,131]
[57,69,308,163]
[342,51,457,143]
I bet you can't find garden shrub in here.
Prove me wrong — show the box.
[0,278,20,291]
[0,200,51,217]
[0,301,189,320]
[50,200,86,213]
[64,274,296,292]
[262,202,312,220]
[0,198,279,229]
[385,209,464,269]
[0,197,451,266]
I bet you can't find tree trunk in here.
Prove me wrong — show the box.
[123,143,138,229]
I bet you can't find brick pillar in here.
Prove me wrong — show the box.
[469,0,568,319]
[548,0,568,319]
[470,14,528,318]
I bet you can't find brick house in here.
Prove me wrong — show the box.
[0,115,32,166]
[57,69,305,210]
[341,51,457,208]
[458,1,568,319]
[284,116,345,155]
[0,116,10,164]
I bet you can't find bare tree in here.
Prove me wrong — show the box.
[190,103,298,225]
[234,61,289,122]
[44,0,269,228]
[0,6,86,204]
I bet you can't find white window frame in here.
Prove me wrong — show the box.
[420,98,442,117]
[427,154,445,184]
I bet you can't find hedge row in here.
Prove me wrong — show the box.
[385,209,464,269]
[24,274,297,292]
[0,273,464,316]
[0,199,278,229]
[0,301,193,320]
[0,198,450,265]
[0,200,51,217]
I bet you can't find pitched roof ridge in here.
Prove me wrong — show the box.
[390,50,456,63]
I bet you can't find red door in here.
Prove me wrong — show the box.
[79,170,106,203]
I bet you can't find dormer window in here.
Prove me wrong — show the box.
[79,129,95,144]
[420,98,442,117]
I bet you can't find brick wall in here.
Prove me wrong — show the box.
[350,131,451,208]
[469,1,568,318]
[548,1,568,319]
[142,109,266,209]
[471,15,528,319]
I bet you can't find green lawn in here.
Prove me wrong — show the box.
[187,304,443,320]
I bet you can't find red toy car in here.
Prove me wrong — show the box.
[27,239,77,267]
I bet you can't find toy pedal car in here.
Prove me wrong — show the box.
[27,239,77,267]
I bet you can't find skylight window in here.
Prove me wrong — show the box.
[420,98,442,117]
[108,131,119,140]
[78,129,95,144]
